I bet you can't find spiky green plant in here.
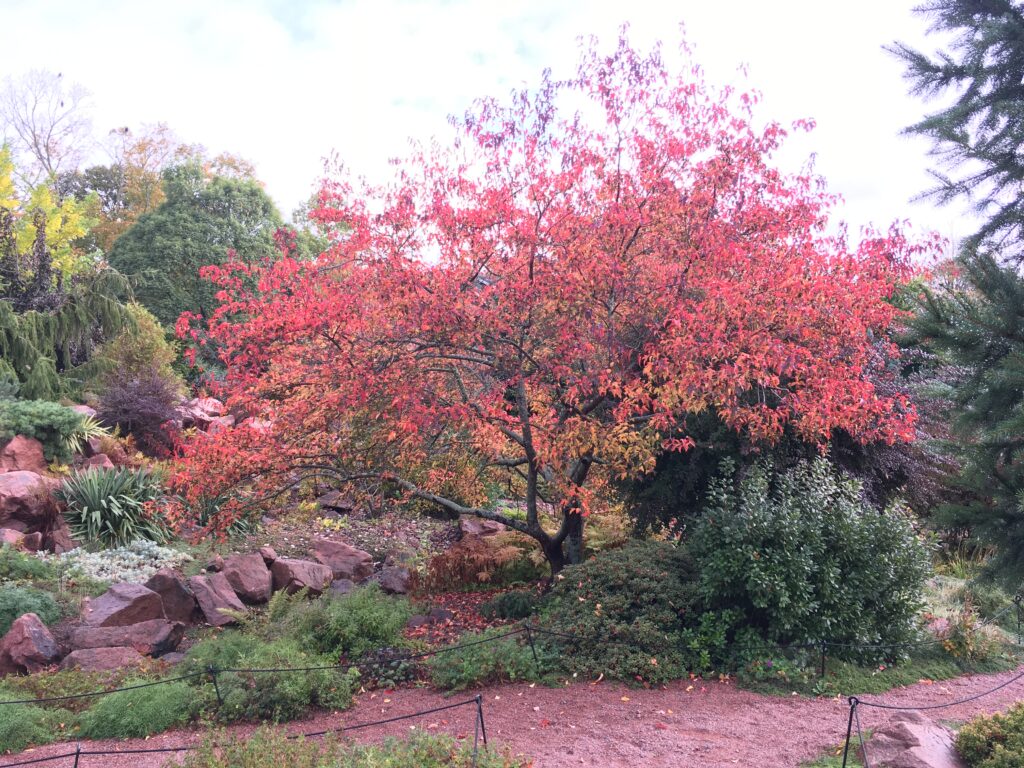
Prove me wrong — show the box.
[59,467,169,546]
[62,414,110,457]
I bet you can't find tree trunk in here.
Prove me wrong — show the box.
[565,511,584,565]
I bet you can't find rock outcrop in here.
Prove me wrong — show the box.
[83,583,165,627]
[222,552,273,604]
[0,613,60,674]
[271,557,333,596]
[189,573,246,626]
[311,539,374,582]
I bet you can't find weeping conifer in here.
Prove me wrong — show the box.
[0,207,128,400]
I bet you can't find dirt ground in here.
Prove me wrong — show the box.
[4,665,1024,768]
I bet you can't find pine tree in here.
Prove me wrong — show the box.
[910,257,1024,575]
[0,203,128,401]
[896,1,1024,579]
[889,0,1024,259]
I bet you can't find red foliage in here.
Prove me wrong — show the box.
[170,34,939,567]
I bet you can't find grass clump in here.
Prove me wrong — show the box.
[247,586,412,661]
[0,545,54,581]
[0,586,60,634]
[3,667,156,713]
[0,686,77,753]
[479,590,539,621]
[77,679,201,739]
[175,729,527,768]
[428,627,548,691]
[214,638,359,723]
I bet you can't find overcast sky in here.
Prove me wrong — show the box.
[1,0,973,242]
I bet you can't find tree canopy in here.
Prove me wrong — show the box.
[171,36,933,571]
[888,0,1024,260]
[107,162,282,328]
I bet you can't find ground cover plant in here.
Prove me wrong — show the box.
[173,730,526,768]
[958,702,1024,767]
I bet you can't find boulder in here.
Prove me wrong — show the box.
[271,557,333,596]
[0,436,48,475]
[144,569,198,624]
[189,573,246,626]
[0,528,25,548]
[83,583,165,627]
[376,566,411,595]
[258,546,278,565]
[459,515,506,538]
[311,539,374,582]
[69,404,98,419]
[0,613,60,674]
[180,397,225,430]
[329,578,355,597]
[206,415,235,435]
[60,646,147,672]
[20,532,43,551]
[69,619,184,657]
[315,490,354,512]
[428,607,455,624]
[0,471,59,531]
[45,518,78,554]
[204,554,224,572]
[192,397,224,417]
[869,711,966,768]
[222,552,273,604]
[82,454,115,471]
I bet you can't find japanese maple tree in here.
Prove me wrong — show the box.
[173,36,933,574]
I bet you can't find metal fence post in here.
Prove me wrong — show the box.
[525,625,539,667]
[841,697,858,768]
[207,665,223,707]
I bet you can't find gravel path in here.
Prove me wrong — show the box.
[4,666,1024,768]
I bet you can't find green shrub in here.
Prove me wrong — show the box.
[479,590,540,620]
[257,585,411,660]
[538,540,701,682]
[78,679,201,738]
[427,627,546,691]
[0,398,84,461]
[0,687,76,753]
[691,458,931,660]
[177,730,527,768]
[0,586,60,635]
[957,702,1024,767]
[180,631,265,679]
[215,639,359,723]
[0,545,54,581]
[59,466,169,546]
[3,667,150,713]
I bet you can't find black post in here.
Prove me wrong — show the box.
[476,693,488,746]
[820,641,827,679]
[841,697,858,768]
[73,743,81,768]
[525,625,539,666]
[208,665,223,707]
[1015,595,1022,645]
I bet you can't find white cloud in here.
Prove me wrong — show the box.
[0,0,975,239]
